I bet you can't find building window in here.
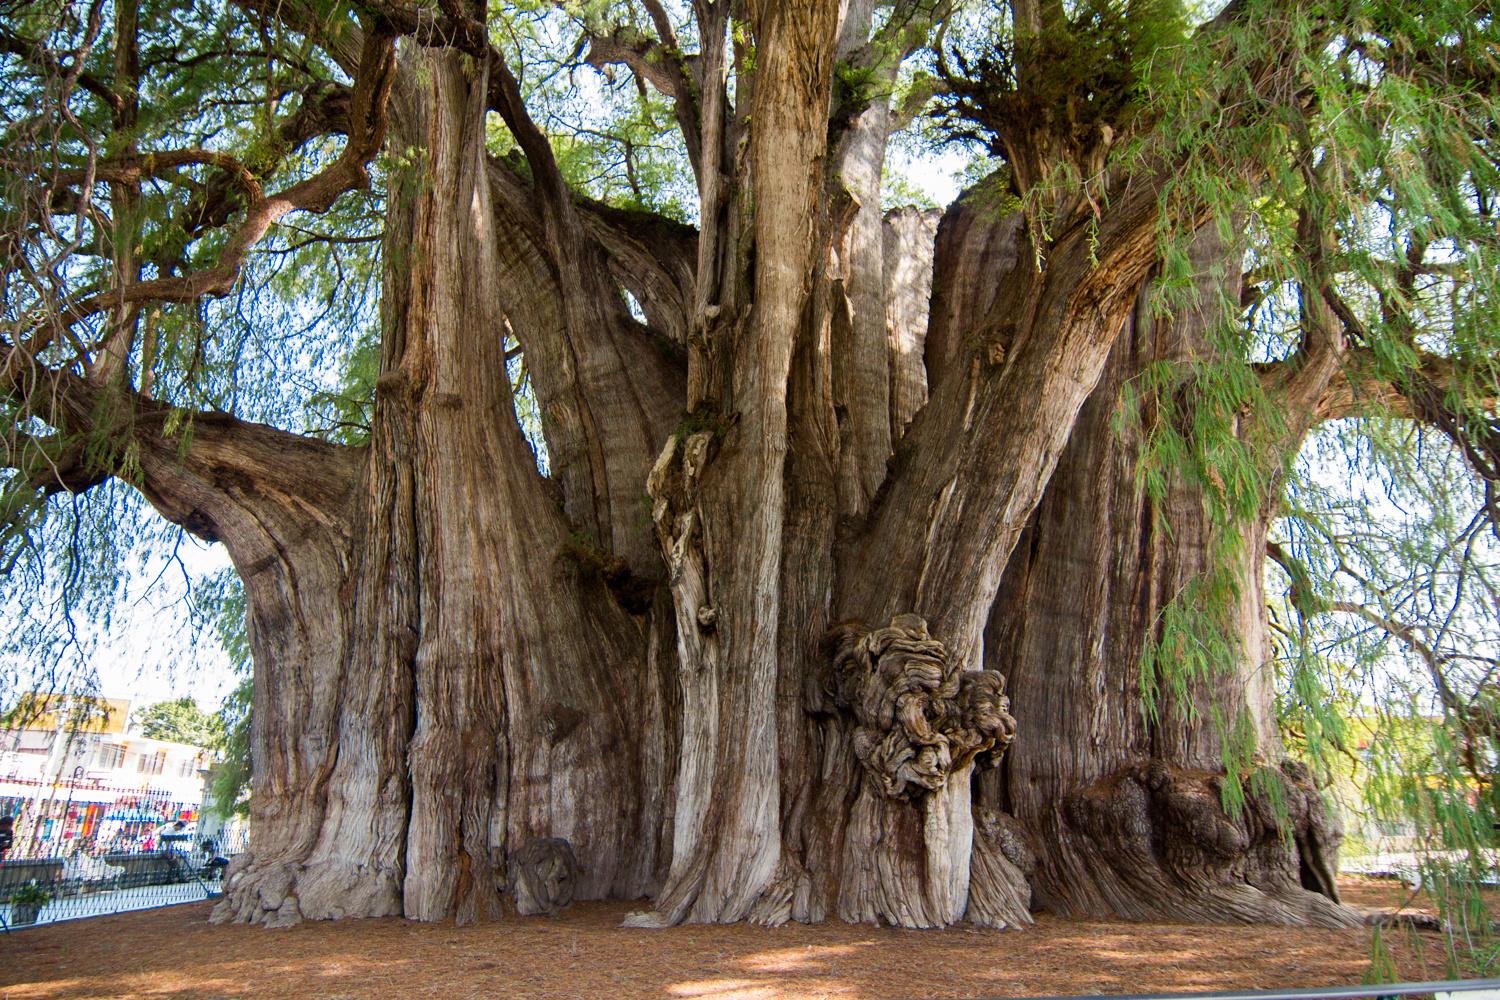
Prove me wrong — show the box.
[96,744,125,769]
[137,751,165,775]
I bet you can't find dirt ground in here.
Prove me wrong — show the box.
[0,877,1460,1000]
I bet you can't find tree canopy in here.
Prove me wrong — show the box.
[0,0,1498,940]
[132,695,224,746]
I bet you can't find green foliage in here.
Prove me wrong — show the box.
[0,0,384,707]
[880,164,939,210]
[1013,0,1500,881]
[133,696,225,749]
[8,881,49,907]
[190,568,251,675]
[210,677,253,819]
[1364,924,1400,985]
[939,0,1187,150]
[1274,420,1500,973]
[487,2,698,224]
[556,530,628,581]
[304,329,379,447]
[1137,562,1275,817]
[5,2,1500,964]
[189,569,252,816]
[1139,568,1243,722]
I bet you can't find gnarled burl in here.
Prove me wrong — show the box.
[813,615,1031,928]
[823,614,1016,799]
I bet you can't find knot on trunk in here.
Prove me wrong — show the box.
[822,613,1016,799]
[509,837,577,917]
[647,429,717,583]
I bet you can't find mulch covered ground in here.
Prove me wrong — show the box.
[0,877,1454,999]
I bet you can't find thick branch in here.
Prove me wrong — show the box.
[356,0,573,212]
[39,148,265,201]
[131,404,361,548]
[1326,601,1465,710]
[0,429,110,497]
[171,84,356,246]
[575,194,699,347]
[0,30,122,115]
[1308,348,1494,422]
[1,34,394,378]
[481,138,686,578]
[583,26,703,179]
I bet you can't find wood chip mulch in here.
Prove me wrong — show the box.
[0,877,1449,999]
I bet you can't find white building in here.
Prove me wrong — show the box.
[0,696,214,856]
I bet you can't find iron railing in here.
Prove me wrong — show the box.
[0,832,247,930]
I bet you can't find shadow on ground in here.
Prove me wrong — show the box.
[0,879,1428,1000]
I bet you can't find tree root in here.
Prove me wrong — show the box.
[210,853,304,928]
[208,849,404,927]
[1358,907,1447,931]
[1048,759,1364,928]
[967,808,1035,929]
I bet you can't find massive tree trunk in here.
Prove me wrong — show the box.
[214,35,1343,928]
[984,229,1357,929]
[16,0,1364,932]
[208,50,679,926]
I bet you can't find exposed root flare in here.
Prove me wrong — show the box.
[747,856,814,927]
[1360,908,1446,932]
[207,850,405,926]
[822,614,1016,798]
[966,808,1036,929]
[210,853,303,928]
[1059,759,1362,928]
[509,837,578,917]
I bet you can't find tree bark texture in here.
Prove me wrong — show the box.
[984,228,1356,928]
[72,5,1363,932]
[207,50,678,926]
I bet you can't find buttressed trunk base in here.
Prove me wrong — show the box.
[169,5,1359,934]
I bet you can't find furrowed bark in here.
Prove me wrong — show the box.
[766,196,1020,930]
[484,48,685,581]
[387,51,675,921]
[830,13,896,519]
[828,0,945,515]
[395,52,512,924]
[884,207,941,440]
[112,410,391,928]
[840,175,1167,665]
[479,157,686,586]
[985,227,1358,929]
[632,0,850,927]
[209,47,677,925]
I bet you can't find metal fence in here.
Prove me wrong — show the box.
[1,786,248,931]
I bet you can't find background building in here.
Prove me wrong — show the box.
[0,695,214,857]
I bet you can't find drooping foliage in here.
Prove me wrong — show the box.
[1,0,1499,937]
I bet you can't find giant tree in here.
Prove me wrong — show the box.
[2,0,1496,929]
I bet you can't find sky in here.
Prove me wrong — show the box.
[891,145,971,208]
[18,533,240,716]
[103,540,238,711]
